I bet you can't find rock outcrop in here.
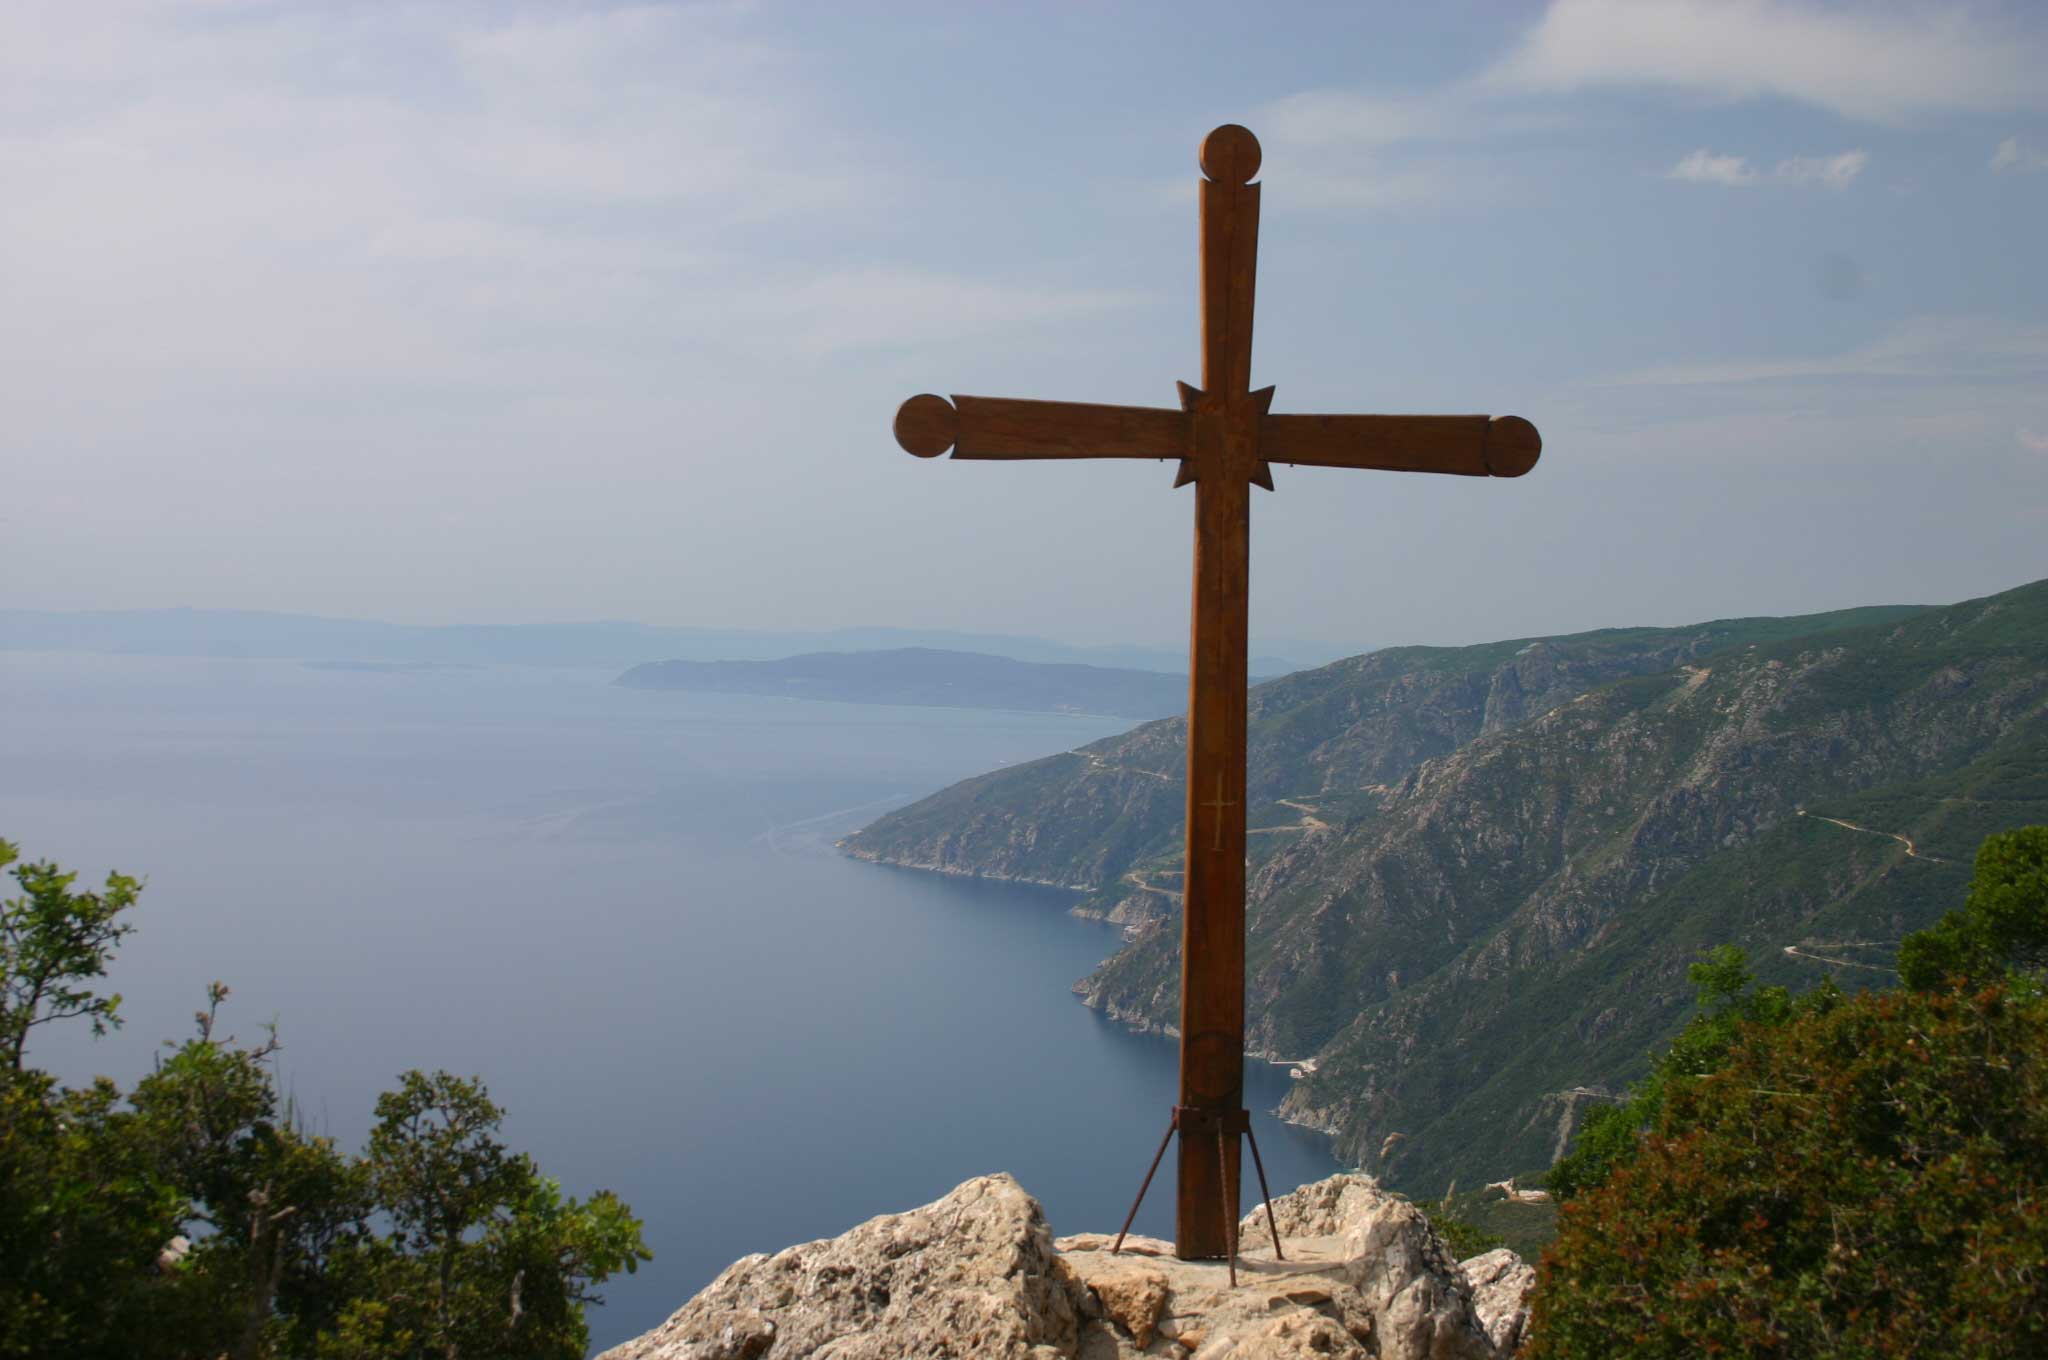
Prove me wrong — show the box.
[1455,1249,1534,1354]
[602,1172,1526,1360]
[598,1175,1081,1360]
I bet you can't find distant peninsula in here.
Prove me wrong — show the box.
[616,647,1187,719]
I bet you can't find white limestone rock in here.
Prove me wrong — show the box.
[598,1174,1085,1360]
[1458,1248,1535,1355]
[604,1171,1512,1360]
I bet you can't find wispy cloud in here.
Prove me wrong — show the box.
[1667,147,1867,189]
[1991,136,2048,173]
[2021,428,2048,455]
[1776,150,1868,188]
[1602,316,2048,388]
[1246,85,1570,213]
[745,268,1150,355]
[1488,0,2048,123]
[1668,149,1757,186]
[0,1,976,403]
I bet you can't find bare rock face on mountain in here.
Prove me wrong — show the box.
[845,580,2048,1191]
[601,1172,1521,1360]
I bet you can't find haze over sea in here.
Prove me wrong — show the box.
[1,652,1341,1352]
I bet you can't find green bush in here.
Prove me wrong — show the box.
[0,841,650,1358]
[1529,828,2048,1357]
[1527,981,2048,1357]
[1421,1202,1504,1261]
[1898,826,2048,990]
[1546,945,1806,1203]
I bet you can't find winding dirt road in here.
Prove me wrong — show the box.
[1797,810,1952,864]
[1072,749,1173,782]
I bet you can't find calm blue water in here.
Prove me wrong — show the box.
[0,653,1342,1352]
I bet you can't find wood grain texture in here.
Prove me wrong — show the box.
[949,396,1189,461]
[1175,128,1266,1261]
[1261,413,1544,478]
[1262,413,1492,475]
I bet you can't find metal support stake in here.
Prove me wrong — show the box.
[1112,1110,1178,1256]
[1116,1106,1285,1282]
[1217,1124,1238,1287]
[1244,1122,1284,1261]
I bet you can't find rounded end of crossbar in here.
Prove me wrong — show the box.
[1483,415,1541,477]
[1200,125,1261,185]
[894,394,958,458]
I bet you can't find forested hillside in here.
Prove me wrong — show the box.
[844,581,2048,1190]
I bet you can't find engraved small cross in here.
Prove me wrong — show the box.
[1201,773,1237,852]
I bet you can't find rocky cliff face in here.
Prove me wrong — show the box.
[844,583,2048,1190]
[599,1172,1528,1360]
[842,604,1924,913]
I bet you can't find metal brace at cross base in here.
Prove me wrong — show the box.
[1110,1106,1285,1288]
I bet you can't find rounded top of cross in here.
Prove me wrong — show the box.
[1200,125,1261,185]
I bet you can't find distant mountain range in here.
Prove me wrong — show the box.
[843,578,2048,1193]
[0,608,1342,677]
[618,648,1188,719]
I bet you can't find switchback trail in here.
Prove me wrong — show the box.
[1781,942,1900,973]
[1072,749,1173,782]
[1797,810,1953,864]
[1248,796,1332,836]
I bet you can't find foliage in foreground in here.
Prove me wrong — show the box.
[1527,827,2048,1357]
[0,840,650,1359]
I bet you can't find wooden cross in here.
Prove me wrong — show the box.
[890,124,1540,1262]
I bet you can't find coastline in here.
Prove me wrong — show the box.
[841,841,1350,1164]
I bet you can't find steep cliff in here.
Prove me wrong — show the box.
[843,582,2048,1190]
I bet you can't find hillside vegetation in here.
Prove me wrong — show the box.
[843,580,2048,1191]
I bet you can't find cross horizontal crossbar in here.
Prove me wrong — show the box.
[1263,412,1541,478]
[893,393,1541,479]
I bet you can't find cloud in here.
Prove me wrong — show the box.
[1991,136,2048,173]
[0,0,964,409]
[1260,91,1443,149]
[1245,85,1575,213]
[1776,149,1868,188]
[1601,316,2048,388]
[2022,428,2048,455]
[1666,147,1867,188]
[1668,149,1757,186]
[743,267,1149,355]
[1488,0,2048,123]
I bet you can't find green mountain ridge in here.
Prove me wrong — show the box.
[841,582,2048,1192]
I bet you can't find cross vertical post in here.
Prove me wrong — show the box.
[888,123,1540,1265]
[1177,122,1263,1259]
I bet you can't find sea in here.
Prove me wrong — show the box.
[0,652,1343,1352]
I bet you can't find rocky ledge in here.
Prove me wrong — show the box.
[599,1173,1532,1360]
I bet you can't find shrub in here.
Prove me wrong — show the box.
[1898,826,2048,991]
[1526,981,2048,1357]
[0,842,650,1358]
[1547,945,1805,1203]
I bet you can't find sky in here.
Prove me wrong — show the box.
[4,0,2046,653]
